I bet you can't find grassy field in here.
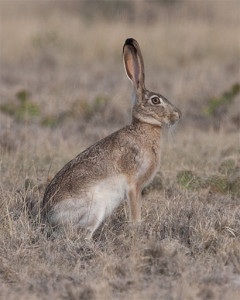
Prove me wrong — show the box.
[0,1,240,299]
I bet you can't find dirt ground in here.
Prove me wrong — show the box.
[0,1,240,299]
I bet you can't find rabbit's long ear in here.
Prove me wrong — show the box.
[123,38,145,92]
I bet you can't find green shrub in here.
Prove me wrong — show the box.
[204,83,240,116]
[204,175,229,194]
[142,172,163,195]
[41,115,60,128]
[176,170,202,190]
[228,168,240,197]
[218,158,236,175]
[70,95,109,119]
[0,90,40,121]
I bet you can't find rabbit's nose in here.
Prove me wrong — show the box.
[175,108,182,119]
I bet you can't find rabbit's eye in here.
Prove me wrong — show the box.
[151,97,160,105]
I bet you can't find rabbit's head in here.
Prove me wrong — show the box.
[123,38,181,127]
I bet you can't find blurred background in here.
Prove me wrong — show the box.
[0,0,239,174]
[1,3,240,299]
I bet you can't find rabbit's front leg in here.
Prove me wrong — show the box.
[127,187,142,222]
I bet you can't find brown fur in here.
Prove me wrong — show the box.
[42,120,161,213]
[42,38,181,237]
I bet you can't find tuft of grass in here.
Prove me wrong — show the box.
[177,157,239,196]
[0,90,40,121]
[142,172,163,195]
[41,115,61,128]
[70,95,109,119]
[42,95,110,128]
[218,158,236,176]
[16,90,30,102]
[203,83,240,117]
[176,170,202,190]
[24,178,35,191]
[228,167,240,197]
[204,175,229,194]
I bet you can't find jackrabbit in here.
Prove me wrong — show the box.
[42,38,181,238]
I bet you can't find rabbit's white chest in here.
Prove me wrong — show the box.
[135,149,160,187]
[89,175,128,218]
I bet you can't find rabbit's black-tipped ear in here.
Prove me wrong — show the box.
[123,38,145,91]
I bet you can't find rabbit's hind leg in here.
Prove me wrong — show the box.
[78,201,106,239]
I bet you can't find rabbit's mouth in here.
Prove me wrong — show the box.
[168,109,182,125]
[169,120,178,126]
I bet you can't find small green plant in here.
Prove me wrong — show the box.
[228,167,240,197]
[218,158,236,175]
[176,170,202,190]
[41,115,61,128]
[176,156,240,196]
[142,172,163,195]
[204,175,229,194]
[70,95,109,119]
[25,178,35,191]
[203,83,240,116]
[0,90,40,121]
[17,90,30,102]
[41,95,110,129]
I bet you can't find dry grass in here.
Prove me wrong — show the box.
[1,1,240,299]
